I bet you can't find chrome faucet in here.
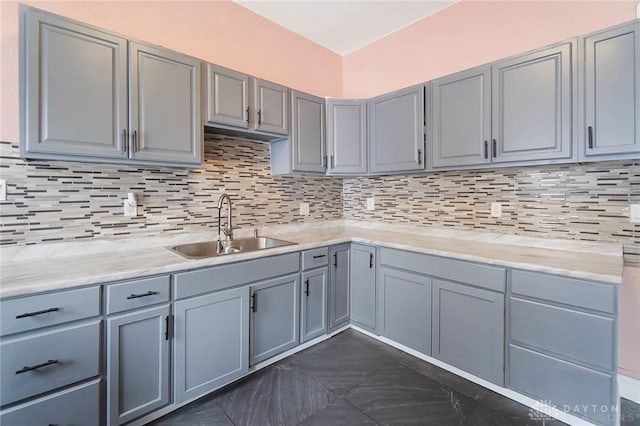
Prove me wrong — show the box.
[216,193,234,243]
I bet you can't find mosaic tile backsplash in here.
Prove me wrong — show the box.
[1,134,638,265]
[343,161,640,266]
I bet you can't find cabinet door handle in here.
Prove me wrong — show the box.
[484,140,488,159]
[312,254,326,259]
[16,307,60,319]
[15,359,58,375]
[127,290,159,300]
[164,315,170,341]
[305,279,310,297]
[333,253,337,268]
[245,107,250,124]
[588,126,594,149]
[251,293,257,313]
[369,253,373,269]
[257,109,262,125]
[132,130,138,153]
[122,129,128,154]
[418,149,422,165]
[492,139,497,158]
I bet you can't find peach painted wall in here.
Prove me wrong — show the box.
[0,0,342,143]
[342,0,638,98]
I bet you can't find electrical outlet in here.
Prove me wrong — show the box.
[299,202,310,216]
[490,202,502,218]
[0,179,6,201]
[366,197,375,211]
[631,204,640,224]
[124,192,137,217]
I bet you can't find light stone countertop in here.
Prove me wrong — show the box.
[0,220,624,299]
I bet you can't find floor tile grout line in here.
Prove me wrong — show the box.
[340,396,384,425]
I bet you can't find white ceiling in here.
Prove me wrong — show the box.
[234,0,457,55]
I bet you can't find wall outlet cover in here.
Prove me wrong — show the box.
[124,193,138,217]
[299,202,310,216]
[0,179,6,201]
[490,202,502,218]
[631,204,640,224]
[366,197,375,211]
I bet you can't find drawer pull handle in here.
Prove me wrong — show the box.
[333,253,337,268]
[312,254,326,259]
[15,359,58,375]
[127,291,159,300]
[16,307,60,319]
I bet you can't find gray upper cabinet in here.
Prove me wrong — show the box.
[300,268,328,343]
[21,7,203,167]
[350,244,376,332]
[129,42,202,165]
[581,21,640,161]
[253,79,289,135]
[432,66,492,168]
[22,8,128,160]
[205,64,250,129]
[174,286,249,404]
[107,304,170,425]
[368,85,425,174]
[329,245,350,331]
[327,99,368,175]
[492,41,575,164]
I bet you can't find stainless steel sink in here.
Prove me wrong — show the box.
[168,236,296,259]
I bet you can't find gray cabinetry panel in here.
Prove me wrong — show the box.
[509,345,615,425]
[174,286,249,403]
[129,42,202,165]
[350,244,376,332]
[492,42,575,163]
[1,320,100,405]
[582,21,640,160]
[253,79,288,135]
[291,90,326,173]
[107,305,170,425]
[205,64,250,129]
[432,279,504,385]
[106,275,170,314]
[250,274,300,365]
[329,245,350,331]
[302,247,329,270]
[300,268,328,343]
[22,8,128,159]
[0,379,100,426]
[510,297,614,370]
[432,66,492,168]
[377,267,431,355]
[327,99,368,174]
[369,85,425,173]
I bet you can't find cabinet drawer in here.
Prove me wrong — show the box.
[0,379,100,425]
[0,286,100,336]
[1,320,101,405]
[173,252,300,300]
[510,297,614,371]
[511,269,616,313]
[509,345,615,425]
[379,247,506,292]
[302,247,328,270]
[106,275,170,314]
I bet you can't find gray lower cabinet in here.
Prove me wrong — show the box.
[368,85,425,174]
[174,286,250,404]
[328,245,350,331]
[205,64,250,129]
[581,21,640,161]
[349,244,376,332]
[250,274,300,365]
[432,279,505,385]
[377,267,431,355]
[327,99,368,175]
[300,268,328,343]
[107,304,170,425]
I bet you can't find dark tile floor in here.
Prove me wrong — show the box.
[151,330,640,426]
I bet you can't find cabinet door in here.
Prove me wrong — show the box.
[253,79,288,135]
[432,279,505,385]
[205,64,250,129]
[369,85,425,173]
[291,91,326,173]
[329,245,350,331]
[583,22,640,159]
[378,267,431,355]
[250,274,299,365]
[129,42,202,165]
[492,42,574,164]
[300,268,328,343]
[174,286,249,404]
[22,8,128,159]
[350,244,376,332]
[107,305,170,425]
[327,100,368,174]
[432,66,492,168]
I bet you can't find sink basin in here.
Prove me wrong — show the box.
[168,236,296,259]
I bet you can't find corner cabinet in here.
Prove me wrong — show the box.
[21,7,203,167]
[328,245,350,331]
[580,21,640,161]
[368,85,425,174]
[327,99,368,175]
[349,244,376,332]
